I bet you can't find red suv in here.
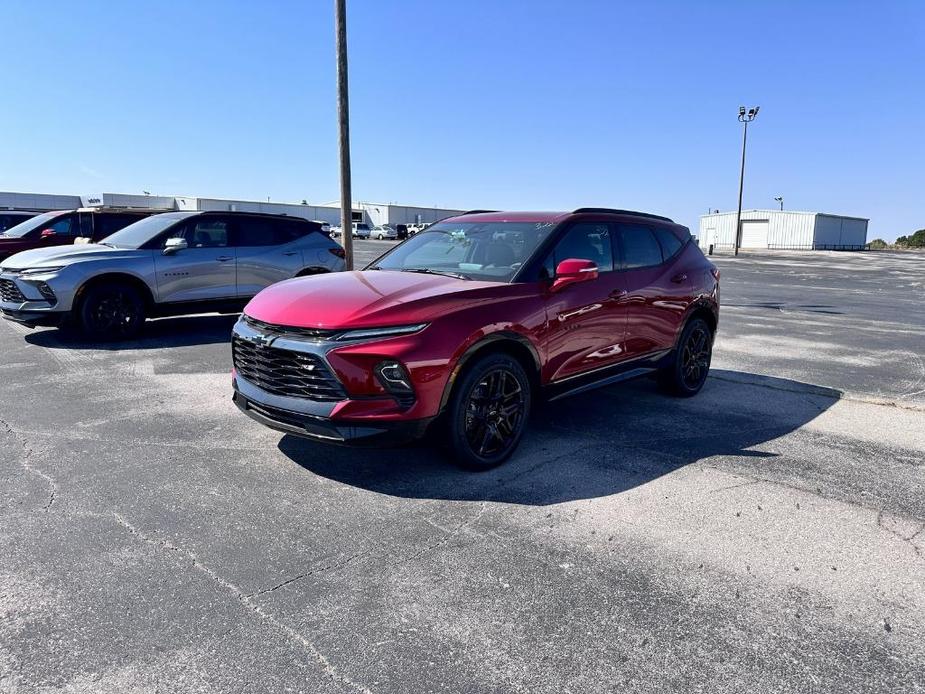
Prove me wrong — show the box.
[232,208,719,469]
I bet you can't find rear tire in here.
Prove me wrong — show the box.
[658,317,713,397]
[76,282,145,340]
[445,353,531,471]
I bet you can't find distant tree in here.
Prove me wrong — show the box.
[867,238,888,250]
[896,235,908,246]
[908,229,925,248]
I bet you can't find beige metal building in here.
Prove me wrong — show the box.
[699,209,869,251]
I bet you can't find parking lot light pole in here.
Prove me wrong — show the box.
[733,105,759,257]
[335,0,353,269]
[774,195,783,211]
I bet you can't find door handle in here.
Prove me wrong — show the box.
[216,256,233,262]
[609,289,628,299]
[282,251,299,256]
[670,273,688,284]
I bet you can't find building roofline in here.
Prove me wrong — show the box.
[699,209,868,221]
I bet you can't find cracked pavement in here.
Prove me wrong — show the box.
[1,247,924,693]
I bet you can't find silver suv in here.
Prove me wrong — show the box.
[0,211,346,338]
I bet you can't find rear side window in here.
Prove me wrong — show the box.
[617,224,663,268]
[237,218,315,246]
[653,227,684,260]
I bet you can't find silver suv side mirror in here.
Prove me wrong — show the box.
[163,237,188,255]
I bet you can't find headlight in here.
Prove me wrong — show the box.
[17,266,65,276]
[335,323,427,341]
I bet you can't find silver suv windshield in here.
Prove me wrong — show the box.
[0,211,66,239]
[368,221,556,282]
[101,212,193,249]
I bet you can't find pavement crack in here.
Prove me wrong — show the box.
[0,415,58,512]
[246,550,372,598]
[109,511,375,694]
[876,509,925,562]
[392,502,488,567]
[708,479,761,494]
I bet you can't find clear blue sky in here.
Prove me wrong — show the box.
[1,1,922,241]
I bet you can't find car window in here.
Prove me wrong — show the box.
[653,226,683,260]
[552,222,614,272]
[173,218,229,247]
[237,218,314,246]
[45,214,76,236]
[617,224,663,268]
[236,217,277,246]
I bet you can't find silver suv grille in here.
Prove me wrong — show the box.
[0,279,26,303]
[232,336,346,401]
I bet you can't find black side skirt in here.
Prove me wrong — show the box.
[544,349,671,402]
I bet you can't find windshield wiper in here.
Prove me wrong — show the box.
[401,267,471,280]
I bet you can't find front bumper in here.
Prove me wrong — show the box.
[0,307,66,327]
[0,268,70,326]
[233,384,432,446]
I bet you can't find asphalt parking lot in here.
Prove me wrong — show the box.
[1,246,923,693]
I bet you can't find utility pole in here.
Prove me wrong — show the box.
[335,0,353,269]
[733,105,759,256]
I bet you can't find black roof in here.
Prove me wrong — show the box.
[572,207,674,223]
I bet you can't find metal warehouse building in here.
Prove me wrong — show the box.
[698,210,869,251]
[0,191,465,228]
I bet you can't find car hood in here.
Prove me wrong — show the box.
[244,270,507,329]
[0,244,142,270]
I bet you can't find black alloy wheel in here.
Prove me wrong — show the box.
[659,317,713,397]
[78,282,145,340]
[447,353,531,470]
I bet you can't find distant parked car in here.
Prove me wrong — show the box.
[0,211,346,339]
[0,208,157,262]
[372,225,398,240]
[0,211,39,233]
[395,224,409,240]
[352,223,372,239]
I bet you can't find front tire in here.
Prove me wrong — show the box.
[76,282,145,340]
[659,317,713,396]
[446,353,531,470]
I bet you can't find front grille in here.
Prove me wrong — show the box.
[232,336,346,401]
[243,314,339,341]
[0,279,26,304]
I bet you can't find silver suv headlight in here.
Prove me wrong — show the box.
[17,266,65,276]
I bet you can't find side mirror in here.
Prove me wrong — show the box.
[551,258,598,292]
[163,237,188,255]
[40,229,57,239]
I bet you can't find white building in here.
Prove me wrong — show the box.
[0,191,466,228]
[358,202,466,227]
[699,210,869,251]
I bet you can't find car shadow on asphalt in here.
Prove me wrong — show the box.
[278,370,840,505]
[23,314,239,351]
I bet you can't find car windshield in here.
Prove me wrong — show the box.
[0,211,66,238]
[101,212,192,249]
[368,220,557,282]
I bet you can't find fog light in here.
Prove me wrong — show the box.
[376,361,413,393]
[36,282,57,303]
[375,360,415,407]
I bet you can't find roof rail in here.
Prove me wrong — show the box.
[458,209,499,215]
[572,207,674,223]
